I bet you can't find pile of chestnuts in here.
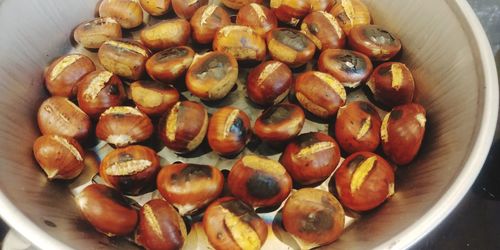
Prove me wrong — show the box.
[32,0,428,249]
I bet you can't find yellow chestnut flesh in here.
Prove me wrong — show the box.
[246,60,292,106]
[140,19,191,51]
[130,80,180,116]
[139,0,171,16]
[329,0,371,35]
[266,28,316,68]
[73,17,122,49]
[44,54,96,97]
[98,40,151,80]
[301,11,346,51]
[99,0,143,29]
[213,25,267,62]
[208,107,251,157]
[366,62,415,108]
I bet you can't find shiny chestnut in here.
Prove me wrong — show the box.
[159,101,209,153]
[381,103,426,165]
[191,5,231,44]
[367,62,415,108]
[213,25,267,62]
[208,107,251,157]
[139,0,171,16]
[236,3,277,37]
[318,49,373,88]
[130,80,180,116]
[157,163,224,215]
[76,184,138,236]
[203,197,268,250]
[309,0,333,12]
[348,24,402,62]
[98,40,151,80]
[266,28,316,68]
[254,103,305,143]
[171,0,208,20]
[295,71,347,119]
[221,0,263,10]
[99,0,143,29]
[301,11,346,51]
[44,54,95,97]
[74,17,122,49]
[246,60,292,106]
[335,101,382,154]
[329,0,371,35]
[333,152,395,211]
[146,46,195,83]
[140,19,191,51]
[270,0,310,25]
[280,132,340,185]
[100,145,160,195]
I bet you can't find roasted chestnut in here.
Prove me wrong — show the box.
[140,19,191,51]
[100,145,160,195]
[77,70,127,118]
[253,103,305,143]
[98,40,151,80]
[157,163,224,215]
[381,103,426,165]
[74,17,123,49]
[301,11,346,51]
[221,0,263,10]
[266,28,316,68]
[329,0,371,35]
[203,197,268,250]
[190,5,231,44]
[146,46,195,83]
[348,24,402,62]
[136,199,187,250]
[280,132,340,185]
[366,62,415,108]
[139,0,171,16]
[44,54,95,97]
[171,0,208,20]
[228,155,292,207]
[158,101,209,153]
[333,151,395,211]
[282,188,344,247]
[33,135,85,180]
[213,25,267,62]
[98,0,143,29]
[38,96,92,140]
[335,101,381,154]
[270,0,310,25]
[309,0,333,12]
[130,80,180,116]
[236,3,278,37]
[96,106,154,147]
[246,60,292,106]
[294,71,347,119]
[318,49,373,88]
[186,51,238,101]
[76,184,138,236]
[207,107,251,157]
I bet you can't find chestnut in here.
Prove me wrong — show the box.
[73,17,123,49]
[228,155,292,207]
[190,5,231,44]
[44,54,95,97]
[333,152,395,211]
[213,25,267,62]
[381,103,426,165]
[282,188,344,247]
[348,24,402,62]
[157,163,224,215]
[329,0,371,35]
[77,70,127,118]
[301,11,345,51]
[146,46,195,83]
[98,40,151,80]
[367,62,415,108]
[266,28,316,68]
[270,0,310,25]
[171,0,208,20]
[207,107,251,157]
[253,103,305,143]
[236,3,278,38]
[139,0,171,16]
[280,132,340,185]
[335,101,382,154]
[37,96,92,140]
[318,49,373,88]
[158,101,208,153]
[130,80,180,116]
[100,145,160,195]
[33,135,85,180]
[96,106,154,147]
[140,19,191,51]
[246,60,292,106]
[294,71,347,119]
[76,184,138,236]
[136,199,187,250]
[203,197,268,250]
[185,51,238,101]
[98,0,143,29]
[221,0,263,10]
[309,0,333,12]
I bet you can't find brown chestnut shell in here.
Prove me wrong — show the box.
[146,46,195,83]
[270,0,310,25]
[366,62,415,108]
[98,40,151,80]
[171,0,208,20]
[253,103,305,143]
[99,0,143,29]
[348,24,402,62]
[329,0,371,35]
[246,60,292,107]
[73,17,123,49]
[301,11,346,51]
[207,107,251,157]
[44,54,96,97]
[139,0,171,16]
[236,3,278,37]
[213,25,267,62]
[130,80,180,116]
[318,49,373,88]
[266,28,316,68]
[221,0,263,10]
[191,5,231,44]
[140,19,191,51]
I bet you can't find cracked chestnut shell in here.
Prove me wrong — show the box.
[367,62,415,108]
[158,101,209,153]
[130,80,180,116]
[139,0,171,16]
[381,103,426,165]
[77,184,138,236]
[100,145,160,195]
[318,49,373,88]
[282,188,344,247]
[146,46,195,83]
[309,0,333,12]
[208,107,251,157]
[203,197,268,250]
[270,0,310,25]
[254,103,305,143]
[335,101,381,154]
[301,11,346,51]
[213,25,267,62]
[99,0,143,29]
[280,132,340,185]
[44,54,96,97]
[333,151,395,211]
[140,19,191,51]
[157,163,224,215]
[266,28,316,68]
[228,155,292,208]
[246,60,292,106]
[329,0,371,35]
[74,17,122,49]
[221,0,263,10]
[98,40,151,80]
[295,71,347,119]
[348,24,402,62]
[191,5,231,44]
[236,3,277,37]
[171,0,208,20]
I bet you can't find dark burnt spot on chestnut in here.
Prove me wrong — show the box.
[299,209,333,233]
[171,164,213,183]
[44,219,57,228]
[275,29,308,51]
[156,48,189,61]
[364,27,396,45]
[107,84,120,96]
[246,173,281,199]
[116,176,138,193]
[230,117,245,139]
[337,12,350,25]
[390,110,403,120]
[118,153,134,162]
[196,55,229,81]
[347,155,366,172]
[358,102,377,115]
[308,23,320,35]
[378,65,391,75]
[220,199,253,216]
[260,105,293,125]
[101,187,132,207]
[296,133,320,148]
[338,54,364,74]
